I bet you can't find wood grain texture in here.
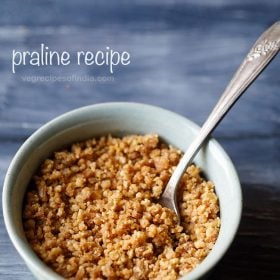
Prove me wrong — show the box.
[0,0,279,279]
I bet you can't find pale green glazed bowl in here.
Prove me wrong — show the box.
[2,102,242,280]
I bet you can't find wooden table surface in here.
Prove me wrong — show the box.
[0,1,279,279]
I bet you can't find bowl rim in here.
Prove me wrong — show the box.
[2,102,242,280]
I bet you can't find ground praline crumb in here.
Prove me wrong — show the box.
[23,134,220,279]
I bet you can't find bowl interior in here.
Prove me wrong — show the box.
[3,102,242,280]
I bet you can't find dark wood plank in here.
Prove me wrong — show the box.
[211,184,280,280]
[0,2,279,138]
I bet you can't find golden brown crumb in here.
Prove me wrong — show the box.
[23,134,220,279]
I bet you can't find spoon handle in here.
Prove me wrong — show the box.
[167,21,280,191]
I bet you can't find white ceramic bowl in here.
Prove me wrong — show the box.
[2,102,242,280]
